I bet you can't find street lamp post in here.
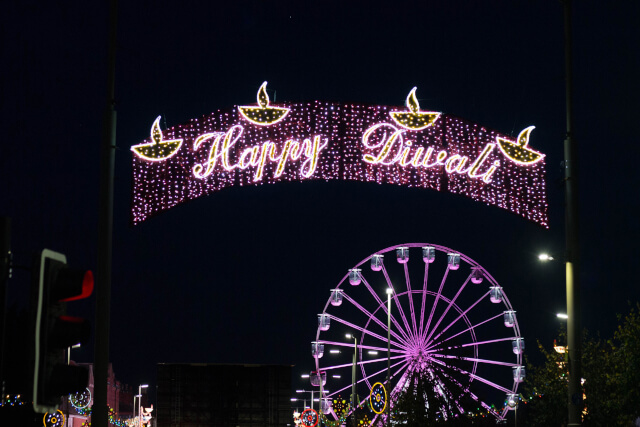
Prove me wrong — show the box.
[562,1,582,424]
[295,390,314,411]
[138,384,148,427]
[66,343,81,365]
[133,394,140,425]
[386,288,392,426]
[346,333,357,427]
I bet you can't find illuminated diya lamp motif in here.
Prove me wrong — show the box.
[496,126,544,165]
[238,81,290,126]
[131,116,183,161]
[389,87,441,131]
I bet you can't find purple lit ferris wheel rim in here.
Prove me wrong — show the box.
[312,243,523,422]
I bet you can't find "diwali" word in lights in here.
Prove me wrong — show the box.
[131,83,548,227]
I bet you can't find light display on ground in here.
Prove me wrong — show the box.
[369,382,387,414]
[300,408,319,427]
[69,387,91,410]
[311,243,524,424]
[43,410,65,427]
[131,84,548,226]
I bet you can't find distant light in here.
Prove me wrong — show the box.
[301,374,309,378]
[291,398,298,401]
[296,390,305,393]
[386,288,393,295]
[332,375,341,379]
[329,349,341,354]
[538,253,554,261]
[368,351,379,355]
[345,333,352,339]
[557,313,568,319]
[554,345,567,354]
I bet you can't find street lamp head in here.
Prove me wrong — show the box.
[345,333,352,339]
[386,288,393,295]
[538,253,554,262]
[557,313,569,319]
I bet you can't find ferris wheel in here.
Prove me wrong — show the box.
[311,243,524,423]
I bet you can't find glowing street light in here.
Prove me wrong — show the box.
[538,253,554,261]
[557,313,569,319]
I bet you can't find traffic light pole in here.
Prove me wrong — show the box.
[94,1,117,426]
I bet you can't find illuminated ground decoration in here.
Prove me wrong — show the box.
[131,83,548,227]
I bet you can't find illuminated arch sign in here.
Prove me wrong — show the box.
[131,83,548,227]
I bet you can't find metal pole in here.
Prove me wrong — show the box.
[562,1,582,425]
[319,375,323,420]
[386,290,391,426]
[133,395,137,425]
[351,336,357,427]
[0,217,10,400]
[138,386,142,427]
[94,1,117,427]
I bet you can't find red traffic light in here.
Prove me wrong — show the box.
[31,249,93,413]
[58,270,93,302]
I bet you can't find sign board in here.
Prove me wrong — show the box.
[131,83,548,227]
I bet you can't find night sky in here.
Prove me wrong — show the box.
[2,0,639,408]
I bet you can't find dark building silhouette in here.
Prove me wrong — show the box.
[157,363,292,427]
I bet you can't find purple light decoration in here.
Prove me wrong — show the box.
[313,243,523,423]
[131,102,548,226]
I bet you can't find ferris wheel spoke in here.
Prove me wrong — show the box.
[428,335,513,355]
[358,343,408,354]
[360,356,408,385]
[381,264,414,340]
[342,292,411,347]
[388,359,412,392]
[422,267,451,343]
[423,274,471,344]
[434,355,519,368]
[428,369,465,415]
[326,356,408,399]
[432,366,502,419]
[360,276,412,343]
[403,263,419,337]
[470,374,513,394]
[427,292,492,348]
[326,314,401,346]
[427,313,503,351]
[431,357,513,394]
[418,262,430,338]
[318,340,408,354]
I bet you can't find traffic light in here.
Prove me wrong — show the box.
[31,249,94,413]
